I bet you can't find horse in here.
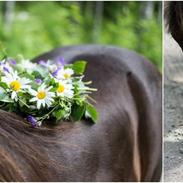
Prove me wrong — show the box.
[164,1,183,50]
[0,45,162,181]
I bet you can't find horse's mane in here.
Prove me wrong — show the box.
[0,110,74,181]
[164,2,183,33]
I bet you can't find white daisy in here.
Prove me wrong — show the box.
[56,80,74,98]
[54,68,74,80]
[39,60,57,72]
[48,64,57,73]
[1,71,31,100]
[29,84,55,109]
[17,59,36,73]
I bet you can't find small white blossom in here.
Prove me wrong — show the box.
[54,68,74,80]
[1,71,31,100]
[29,84,55,109]
[56,80,74,98]
[17,59,36,73]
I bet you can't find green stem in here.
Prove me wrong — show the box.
[38,104,58,122]
[18,98,30,108]
[83,81,92,85]
[0,103,5,108]
[87,95,97,103]
[78,87,97,91]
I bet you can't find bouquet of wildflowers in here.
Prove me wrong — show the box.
[0,55,98,127]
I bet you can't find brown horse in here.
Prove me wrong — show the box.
[0,45,162,181]
[165,1,183,50]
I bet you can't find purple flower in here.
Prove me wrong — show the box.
[27,115,37,128]
[3,66,10,73]
[35,78,42,84]
[51,67,61,77]
[9,59,16,65]
[38,60,47,67]
[56,56,66,66]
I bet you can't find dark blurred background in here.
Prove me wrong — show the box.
[0,1,162,71]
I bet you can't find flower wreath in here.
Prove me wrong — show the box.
[0,55,98,127]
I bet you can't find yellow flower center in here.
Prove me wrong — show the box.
[10,81,21,91]
[57,84,65,93]
[64,73,70,79]
[37,91,46,99]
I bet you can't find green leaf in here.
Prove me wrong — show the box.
[18,97,29,108]
[0,93,6,100]
[32,71,42,78]
[85,103,98,123]
[71,104,86,121]
[53,109,65,121]
[0,95,13,103]
[72,61,86,75]
[0,82,8,90]
[0,43,7,59]
[20,72,34,80]
[49,78,56,85]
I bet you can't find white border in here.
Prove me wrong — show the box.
[162,1,164,182]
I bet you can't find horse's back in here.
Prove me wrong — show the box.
[33,45,162,181]
[0,45,162,181]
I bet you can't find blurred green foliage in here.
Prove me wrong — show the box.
[0,1,162,71]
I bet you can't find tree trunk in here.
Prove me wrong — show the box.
[157,2,162,23]
[92,1,104,42]
[2,1,15,33]
[140,1,154,19]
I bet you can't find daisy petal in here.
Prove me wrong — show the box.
[29,89,37,96]
[30,97,37,102]
[11,91,17,100]
[37,101,41,109]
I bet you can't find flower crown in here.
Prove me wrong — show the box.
[0,55,98,127]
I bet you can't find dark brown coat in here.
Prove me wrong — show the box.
[0,45,162,181]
